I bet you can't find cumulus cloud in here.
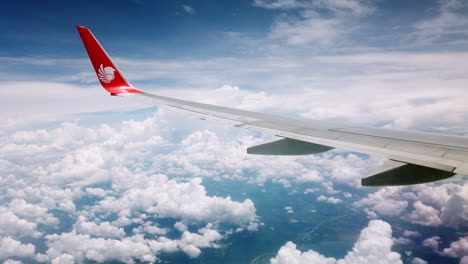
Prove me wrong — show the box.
[270,220,402,264]
[0,110,270,262]
[355,182,468,229]
[296,170,323,182]
[285,206,294,214]
[317,195,342,204]
[393,237,412,246]
[407,201,442,227]
[0,209,42,238]
[353,187,408,217]
[422,236,440,251]
[411,257,428,264]
[0,237,36,260]
[94,176,258,226]
[45,233,156,263]
[462,256,468,264]
[178,224,223,258]
[0,76,466,263]
[441,236,468,258]
[50,254,75,264]
[7,199,59,225]
[403,230,421,238]
[271,241,336,264]
[74,216,126,239]
[44,223,223,263]
[3,260,24,264]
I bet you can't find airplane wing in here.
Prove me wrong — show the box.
[76,26,468,186]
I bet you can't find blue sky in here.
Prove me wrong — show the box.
[1,0,467,59]
[1,0,273,58]
[1,0,468,264]
[2,0,468,132]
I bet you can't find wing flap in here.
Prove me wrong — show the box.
[443,149,468,162]
[337,134,390,148]
[332,126,468,150]
[385,141,449,157]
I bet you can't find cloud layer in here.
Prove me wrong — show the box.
[270,220,402,264]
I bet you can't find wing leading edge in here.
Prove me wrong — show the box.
[77,26,468,186]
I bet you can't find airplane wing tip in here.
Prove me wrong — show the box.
[76,26,89,32]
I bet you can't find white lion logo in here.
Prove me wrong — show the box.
[97,64,116,83]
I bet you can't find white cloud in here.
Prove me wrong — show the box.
[174,221,188,232]
[0,237,36,260]
[403,230,421,238]
[462,256,468,264]
[3,260,24,264]
[296,170,323,182]
[317,195,342,204]
[44,223,224,262]
[355,182,468,229]
[322,181,340,195]
[3,49,468,136]
[253,0,309,9]
[0,111,270,261]
[269,11,344,46]
[0,81,143,133]
[8,199,59,225]
[439,191,468,229]
[422,236,440,251]
[178,224,223,258]
[45,233,156,263]
[413,0,468,44]
[182,5,196,14]
[407,201,442,227]
[74,216,126,239]
[285,206,294,213]
[411,257,428,264]
[253,0,373,16]
[271,241,337,264]
[304,188,319,194]
[0,76,466,263]
[353,187,408,217]
[270,220,402,264]
[94,176,258,227]
[393,237,412,246]
[51,254,75,264]
[0,209,42,238]
[133,221,168,235]
[254,0,373,47]
[85,187,112,198]
[441,236,468,258]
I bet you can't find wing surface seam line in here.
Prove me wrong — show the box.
[328,129,468,150]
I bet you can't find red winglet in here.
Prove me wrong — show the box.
[76,26,142,95]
